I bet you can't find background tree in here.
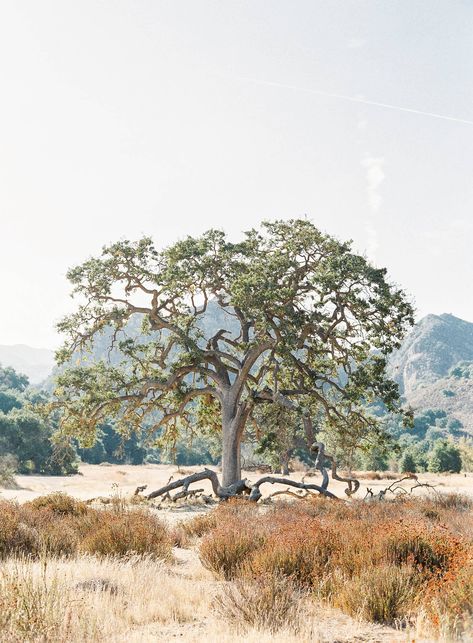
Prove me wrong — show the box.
[428,439,462,473]
[253,404,304,475]
[0,365,77,475]
[400,451,417,473]
[53,219,413,488]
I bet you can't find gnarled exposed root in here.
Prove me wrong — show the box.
[144,440,359,503]
[146,468,253,501]
[363,473,438,501]
[310,441,360,497]
[247,476,338,502]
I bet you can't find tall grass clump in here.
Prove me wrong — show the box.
[0,559,99,642]
[332,565,419,624]
[214,574,305,634]
[27,492,88,516]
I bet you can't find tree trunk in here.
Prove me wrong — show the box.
[280,450,291,476]
[221,402,245,487]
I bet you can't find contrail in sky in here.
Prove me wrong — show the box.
[239,76,473,126]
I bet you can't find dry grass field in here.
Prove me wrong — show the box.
[2,465,473,642]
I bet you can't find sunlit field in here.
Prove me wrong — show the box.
[2,466,473,641]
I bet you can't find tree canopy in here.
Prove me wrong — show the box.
[53,219,414,487]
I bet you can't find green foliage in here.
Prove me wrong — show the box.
[0,365,78,475]
[361,447,389,472]
[400,451,417,473]
[173,436,220,466]
[428,440,462,473]
[77,423,147,465]
[0,365,29,392]
[449,361,473,380]
[384,406,469,473]
[0,454,18,488]
[253,404,307,473]
[458,438,473,473]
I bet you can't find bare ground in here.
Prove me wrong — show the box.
[2,462,472,504]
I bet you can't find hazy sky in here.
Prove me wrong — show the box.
[1,1,472,348]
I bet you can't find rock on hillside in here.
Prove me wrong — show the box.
[388,314,473,432]
[388,314,473,396]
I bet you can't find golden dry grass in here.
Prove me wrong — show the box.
[4,467,473,641]
[0,552,412,643]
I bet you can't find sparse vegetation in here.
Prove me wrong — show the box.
[215,574,305,634]
[200,495,473,637]
[0,484,473,639]
[0,495,172,561]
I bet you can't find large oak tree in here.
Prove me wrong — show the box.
[53,220,413,489]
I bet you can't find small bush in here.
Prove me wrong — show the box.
[426,492,473,511]
[0,496,174,560]
[180,512,218,539]
[80,510,173,560]
[425,562,473,638]
[384,524,462,576]
[358,471,398,480]
[200,526,264,580]
[27,492,88,517]
[334,565,418,624]
[0,454,19,489]
[214,574,303,634]
[247,520,337,587]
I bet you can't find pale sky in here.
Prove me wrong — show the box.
[0,1,472,348]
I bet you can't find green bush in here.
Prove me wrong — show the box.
[428,440,462,473]
[400,451,417,473]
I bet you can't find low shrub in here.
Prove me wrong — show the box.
[200,525,265,580]
[80,510,173,560]
[27,492,88,517]
[214,574,303,634]
[424,561,473,638]
[180,511,218,539]
[0,496,173,561]
[356,471,399,481]
[0,501,39,558]
[333,565,419,624]
[384,523,463,576]
[247,520,337,587]
[426,492,473,512]
[199,494,473,632]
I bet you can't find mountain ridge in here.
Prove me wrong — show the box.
[3,312,473,432]
[0,344,55,384]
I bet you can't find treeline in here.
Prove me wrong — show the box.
[0,361,471,478]
[0,364,221,476]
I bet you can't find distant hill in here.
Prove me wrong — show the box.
[0,344,55,384]
[388,314,473,432]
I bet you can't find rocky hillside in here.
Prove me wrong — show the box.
[388,314,473,432]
